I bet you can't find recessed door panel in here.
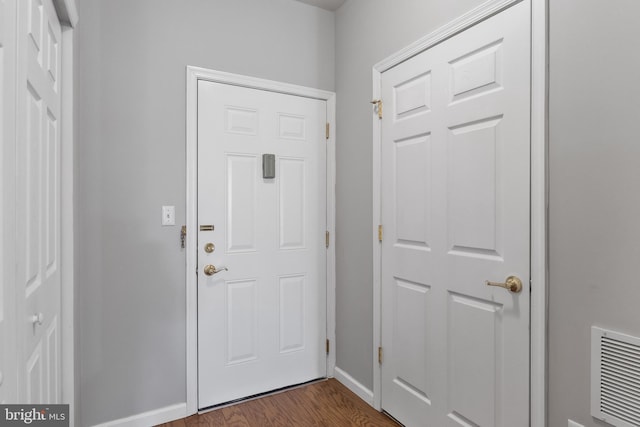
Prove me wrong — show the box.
[45,109,57,275]
[46,23,57,86]
[278,158,306,250]
[28,0,42,61]
[26,344,43,404]
[46,319,58,403]
[225,107,258,136]
[394,72,432,119]
[394,279,431,401]
[25,85,42,293]
[448,293,501,427]
[395,135,430,248]
[226,280,258,365]
[279,275,305,353]
[278,113,306,140]
[450,40,503,103]
[448,117,503,258]
[226,154,257,253]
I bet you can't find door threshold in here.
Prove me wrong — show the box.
[198,377,327,414]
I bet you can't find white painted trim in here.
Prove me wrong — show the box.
[371,68,382,412]
[90,403,187,427]
[1,0,18,404]
[373,0,523,73]
[185,66,199,416]
[60,25,76,426]
[185,66,337,415]
[371,0,548,423]
[187,67,335,101]
[530,0,548,425]
[334,367,374,407]
[326,93,337,377]
[52,0,78,28]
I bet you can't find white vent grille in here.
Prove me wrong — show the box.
[592,327,640,427]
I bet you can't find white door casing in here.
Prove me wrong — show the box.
[197,80,328,408]
[0,0,18,404]
[379,2,530,426]
[15,0,63,404]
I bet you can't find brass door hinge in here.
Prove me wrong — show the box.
[378,346,383,364]
[326,231,330,248]
[378,225,383,242]
[326,123,330,140]
[326,339,330,354]
[371,99,383,119]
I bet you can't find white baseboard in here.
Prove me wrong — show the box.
[333,367,374,407]
[91,403,187,427]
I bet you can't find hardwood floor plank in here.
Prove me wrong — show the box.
[250,395,297,426]
[227,399,275,427]
[188,410,227,426]
[156,379,400,427]
[221,405,251,427]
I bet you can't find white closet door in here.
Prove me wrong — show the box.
[15,0,63,404]
[380,2,531,425]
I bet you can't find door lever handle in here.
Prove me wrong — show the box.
[204,264,228,276]
[486,276,523,293]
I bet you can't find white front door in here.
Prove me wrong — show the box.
[197,80,327,409]
[15,0,63,404]
[380,2,531,426]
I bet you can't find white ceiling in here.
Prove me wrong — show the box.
[294,0,346,11]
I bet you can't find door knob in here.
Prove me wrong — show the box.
[204,264,228,276]
[30,312,44,326]
[486,276,523,293]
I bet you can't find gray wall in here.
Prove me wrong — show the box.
[75,1,334,425]
[334,0,487,391]
[548,1,640,426]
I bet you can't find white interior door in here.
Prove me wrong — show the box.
[380,2,530,426]
[15,0,62,404]
[197,80,327,409]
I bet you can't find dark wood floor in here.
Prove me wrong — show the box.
[157,379,400,426]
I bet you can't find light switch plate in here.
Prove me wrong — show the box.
[162,206,175,226]
[568,420,584,427]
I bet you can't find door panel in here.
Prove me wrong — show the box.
[197,81,327,409]
[380,2,530,426]
[16,0,62,404]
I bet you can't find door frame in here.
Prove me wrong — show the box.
[185,66,337,415]
[59,10,78,426]
[371,0,547,425]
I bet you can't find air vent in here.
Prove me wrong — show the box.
[592,327,640,427]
